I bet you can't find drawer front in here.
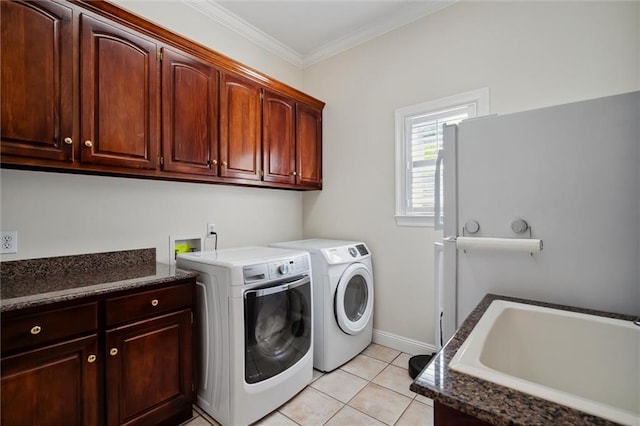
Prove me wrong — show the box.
[106,283,192,326]
[1,303,98,354]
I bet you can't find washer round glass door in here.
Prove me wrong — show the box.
[244,275,311,384]
[334,263,373,335]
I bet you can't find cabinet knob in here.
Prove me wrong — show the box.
[30,325,42,335]
[291,171,297,176]
[110,348,118,356]
[151,299,159,307]
[222,161,228,167]
[84,140,93,148]
[211,159,218,166]
[63,137,73,145]
[87,354,97,363]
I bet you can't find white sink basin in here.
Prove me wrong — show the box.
[449,300,640,425]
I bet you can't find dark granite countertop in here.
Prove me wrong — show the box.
[0,248,197,312]
[410,294,636,426]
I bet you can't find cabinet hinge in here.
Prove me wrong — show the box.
[260,170,264,177]
[157,51,163,61]
[190,311,194,325]
[260,91,264,100]
[158,156,164,165]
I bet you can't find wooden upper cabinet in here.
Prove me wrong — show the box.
[296,103,323,188]
[161,47,219,176]
[80,14,160,170]
[263,90,296,185]
[219,73,262,181]
[0,0,74,161]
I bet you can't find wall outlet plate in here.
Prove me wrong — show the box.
[1,231,18,254]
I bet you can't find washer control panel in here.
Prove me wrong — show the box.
[243,254,310,284]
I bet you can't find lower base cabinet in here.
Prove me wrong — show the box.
[106,310,193,426]
[0,279,195,426]
[1,335,99,426]
[434,401,493,426]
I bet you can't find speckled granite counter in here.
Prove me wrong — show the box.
[0,248,197,312]
[410,294,636,426]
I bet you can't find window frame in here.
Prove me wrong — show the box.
[394,88,490,227]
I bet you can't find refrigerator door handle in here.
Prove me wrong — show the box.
[434,149,444,230]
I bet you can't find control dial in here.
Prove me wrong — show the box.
[278,264,290,275]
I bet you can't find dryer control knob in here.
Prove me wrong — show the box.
[278,264,290,275]
[348,247,357,257]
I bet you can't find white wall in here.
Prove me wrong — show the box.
[0,1,305,263]
[0,170,302,263]
[301,1,640,351]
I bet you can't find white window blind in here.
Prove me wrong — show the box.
[406,107,471,215]
[395,89,489,227]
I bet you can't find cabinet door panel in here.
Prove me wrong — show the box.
[106,309,193,426]
[220,73,261,180]
[0,335,98,426]
[161,48,218,175]
[296,103,322,188]
[0,0,73,161]
[81,14,159,169]
[263,90,295,184]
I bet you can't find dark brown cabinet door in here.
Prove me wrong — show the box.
[263,90,296,184]
[161,47,219,175]
[80,14,160,170]
[0,335,99,426]
[106,309,193,426]
[219,73,262,181]
[296,103,323,188]
[1,0,74,162]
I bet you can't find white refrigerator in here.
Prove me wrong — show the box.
[435,91,640,347]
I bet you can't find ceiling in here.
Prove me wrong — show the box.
[182,0,456,68]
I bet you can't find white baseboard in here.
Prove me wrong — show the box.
[372,329,437,356]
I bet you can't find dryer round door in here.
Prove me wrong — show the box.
[334,263,373,335]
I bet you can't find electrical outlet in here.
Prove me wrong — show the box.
[1,231,18,254]
[207,223,216,235]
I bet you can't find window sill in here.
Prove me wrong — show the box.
[395,215,434,227]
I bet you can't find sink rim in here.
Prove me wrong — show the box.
[449,299,640,426]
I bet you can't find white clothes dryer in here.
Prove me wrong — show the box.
[177,247,313,425]
[270,239,373,372]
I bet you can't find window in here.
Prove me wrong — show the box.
[394,88,489,227]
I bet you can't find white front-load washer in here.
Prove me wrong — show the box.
[177,247,313,425]
[270,239,374,372]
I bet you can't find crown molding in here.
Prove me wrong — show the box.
[303,1,456,67]
[183,0,455,69]
[181,0,304,67]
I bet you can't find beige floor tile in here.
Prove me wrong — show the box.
[340,354,387,381]
[414,393,434,406]
[395,400,434,426]
[362,343,401,363]
[372,364,416,398]
[253,411,299,426]
[193,407,222,426]
[348,383,411,425]
[311,369,368,403]
[391,352,411,368]
[279,387,343,426]
[324,405,385,426]
[182,416,214,426]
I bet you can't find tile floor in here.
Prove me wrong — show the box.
[182,343,434,426]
